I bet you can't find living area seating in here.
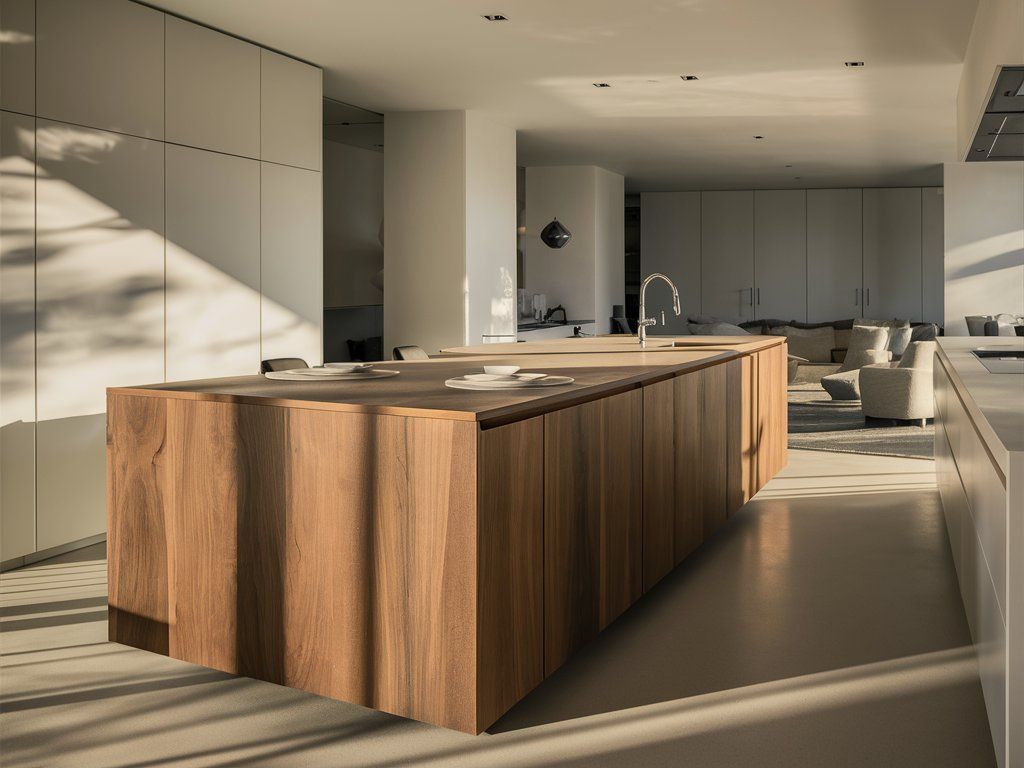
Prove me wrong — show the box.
[859,341,938,424]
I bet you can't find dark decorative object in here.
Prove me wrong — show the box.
[540,218,572,249]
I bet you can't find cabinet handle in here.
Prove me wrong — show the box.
[866,288,870,307]
[855,288,860,305]
[749,287,754,306]
[756,288,760,305]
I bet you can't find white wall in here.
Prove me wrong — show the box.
[524,165,625,334]
[957,0,1024,160]
[384,110,516,353]
[465,112,517,343]
[0,0,323,566]
[323,141,384,309]
[594,168,626,334]
[943,162,1024,336]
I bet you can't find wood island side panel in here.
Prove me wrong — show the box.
[642,379,676,589]
[107,394,479,733]
[543,388,643,676]
[673,370,706,563]
[701,363,729,536]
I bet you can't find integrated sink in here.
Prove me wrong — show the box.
[972,347,1024,374]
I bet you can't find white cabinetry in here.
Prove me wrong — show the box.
[165,16,261,158]
[35,120,165,549]
[261,50,322,171]
[922,188,944,324]
[36,0,164,139]
[863,187,922,321]
[754,190,806,322]
[640,191,700,332]
[1,110,36,561]
[1,0,35,114]
[701,191,754,323]
[807,189,863,322]
[261,162,323,364]
[166,145,260,381]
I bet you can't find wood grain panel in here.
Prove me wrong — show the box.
[701,363,729,536]
[758,345,788,484]
[673,371,704,564]
[643,379,676,589]
[727,356,757,515]
[477,418,544,728]
[544,389,642,675]
[106,394,169,654]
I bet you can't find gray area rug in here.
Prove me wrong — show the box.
[787,378,934,460]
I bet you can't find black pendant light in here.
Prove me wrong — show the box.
[540,218,572,249]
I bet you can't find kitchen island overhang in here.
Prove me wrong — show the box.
[106,337,788,733]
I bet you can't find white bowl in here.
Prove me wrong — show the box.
[483,365,520,375]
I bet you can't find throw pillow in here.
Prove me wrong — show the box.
[770,325,835,362]
[887,326,913,359]
[838,325,890,372]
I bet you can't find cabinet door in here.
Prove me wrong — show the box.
[701,191,755,323]
[261,163,322,365]
[754,190,806,322]
[1,111,36,560]
[643,379,676,588]
[35,119,164,549]
[807,189,862,322]
[544,389,642,675]
[165,16,260,158]
[863,187,922,320]
[261,50,322,171]
[922,188,944,324]
[640,191,700,330]
[1,0,35,114]
[754,345,788,489]
[36,0,164,139]
[166,144,260,381]
[727,355,756,515]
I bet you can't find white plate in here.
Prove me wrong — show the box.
[323,362,375,372]
[265,369,399,381]
[445,375,574,391]
[483,365,520,375]
[464,372,547,383]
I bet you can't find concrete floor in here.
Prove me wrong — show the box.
[0,450,996,767]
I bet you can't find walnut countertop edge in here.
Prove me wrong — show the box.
[106,339,783,426]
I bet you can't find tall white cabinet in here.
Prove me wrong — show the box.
[807,189,864,322]
[754,190,807,321]
[0,0,323,568]
[863,187,922,321]
[701,191,755,323]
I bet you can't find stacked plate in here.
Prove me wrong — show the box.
[445,372,574,391]
[264,363,399,382]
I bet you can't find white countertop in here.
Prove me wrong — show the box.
[936,337,1024,468]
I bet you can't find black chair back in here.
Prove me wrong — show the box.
[393,345,428,361]
[261,357,309,373]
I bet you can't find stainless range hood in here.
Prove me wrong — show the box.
[968,66,1024,161]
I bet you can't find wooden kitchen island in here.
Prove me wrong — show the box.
[106,336,787,733]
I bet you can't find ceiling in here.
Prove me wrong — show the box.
[151,0,980,191]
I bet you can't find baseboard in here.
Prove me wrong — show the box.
[1,533,107,573]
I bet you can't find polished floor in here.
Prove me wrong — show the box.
[0,450,996,767]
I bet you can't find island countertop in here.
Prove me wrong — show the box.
[108,336,784,426]
[936,337,1024,475]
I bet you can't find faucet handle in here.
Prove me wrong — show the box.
[661,310,665,326]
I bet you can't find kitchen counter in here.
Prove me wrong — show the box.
[933,337,1023,767]
[106,336,788,734]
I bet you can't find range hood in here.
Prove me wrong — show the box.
[968,66,1024,161]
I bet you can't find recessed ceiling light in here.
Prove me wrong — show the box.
[680,75,699,81]
[754,135,765,139]
[794,176,802,180]
[785,164,793,168]
[593,82,611,88]
[482,14,508,21]
[845,61,865,67]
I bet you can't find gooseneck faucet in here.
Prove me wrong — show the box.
[638,273,681,348]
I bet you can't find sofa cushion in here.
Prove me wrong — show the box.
[910,323,939,342]
[688,322,751,336]
[770,325,835,362]
[835,328,852,350]
[887,326,914,358]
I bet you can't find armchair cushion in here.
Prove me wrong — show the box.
[837,325,890,371]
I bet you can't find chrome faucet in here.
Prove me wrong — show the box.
[638,273,681,348]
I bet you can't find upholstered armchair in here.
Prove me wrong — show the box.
[859,341,938,424]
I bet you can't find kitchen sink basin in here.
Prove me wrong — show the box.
[972,347,1024,373]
